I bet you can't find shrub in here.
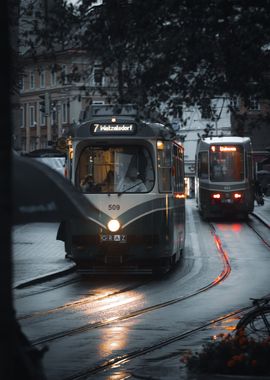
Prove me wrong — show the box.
[181,331,270,376]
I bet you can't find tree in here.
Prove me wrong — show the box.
[19,0,270,118]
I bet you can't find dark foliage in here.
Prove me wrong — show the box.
[182,330,270,376]
[19,0,270,115]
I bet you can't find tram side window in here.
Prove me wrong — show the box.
[198,152,208,179]
[158,141,172,192]
[246,153,253,182]
[173,145,184,192]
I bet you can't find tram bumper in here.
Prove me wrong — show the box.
[70,233,168,266]
[209,196,247,216]
[60,210,177,269]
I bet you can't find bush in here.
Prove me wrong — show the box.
[181,331,270,376]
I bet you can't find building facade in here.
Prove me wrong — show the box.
[15,49,113,152]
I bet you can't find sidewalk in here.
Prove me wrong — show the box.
[252,194,270,227]
[12,222,75,289]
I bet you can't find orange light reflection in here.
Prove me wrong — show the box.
[104,370,131,379]
[99,324,129,356]
[81,290,144,315]
[81,289,144,358]
[210,315,239,335]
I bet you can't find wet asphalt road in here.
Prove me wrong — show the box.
[13,198,270,380]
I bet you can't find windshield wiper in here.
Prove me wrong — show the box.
[117,180,144,195]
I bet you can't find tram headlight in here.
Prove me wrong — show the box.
[107,219,121,232]
[157,140,164,150]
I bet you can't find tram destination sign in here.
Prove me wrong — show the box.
[91,123,136,135]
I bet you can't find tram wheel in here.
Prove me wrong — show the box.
[201,210,209,221]
[242,212,249,220]
[152,258,171,277]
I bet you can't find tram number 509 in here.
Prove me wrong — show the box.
[108,204,120,210]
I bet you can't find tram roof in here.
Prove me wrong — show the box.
[200,136,251,145]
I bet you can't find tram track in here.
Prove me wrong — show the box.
[62,306,251,380]
[39,212,270,380]
[17,279,152,321]
[31,223,231,347]
[247,212,270,248]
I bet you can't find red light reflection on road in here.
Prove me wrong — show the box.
[231,224,242,232]
[216,224,242,233]
[211,231,231,285]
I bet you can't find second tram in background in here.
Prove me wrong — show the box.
[58,105,185,274]
[195,136,254,219]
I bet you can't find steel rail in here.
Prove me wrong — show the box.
[32,224,231,346]
[62,307,251,380]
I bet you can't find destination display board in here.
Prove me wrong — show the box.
[211,145,238,152]
[90,123,137,135]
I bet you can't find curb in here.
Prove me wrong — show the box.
[13,263,76,289]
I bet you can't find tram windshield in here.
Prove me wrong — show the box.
[77,145,154,193]
[210,145,244,182]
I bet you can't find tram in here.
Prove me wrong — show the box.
[58,105,185,273]
[195,136,254,219]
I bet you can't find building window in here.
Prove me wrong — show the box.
[93,66,103,86]
[230,96,240,111]
[30,138,36,151]
[29,105,36,127]
[248,96,260,111]
[19,77,25,92]
[200,99,212,119]
[40,109,46,126]
[92,100,105,105]
[62,101,68,123]
[39,68,45,88]
[51,70,56,86]
[61,64,68,84]
[30,70,35,89]
[19,106,25,128]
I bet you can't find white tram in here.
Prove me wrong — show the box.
[195,136,254,219]
[57,105,185,273]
